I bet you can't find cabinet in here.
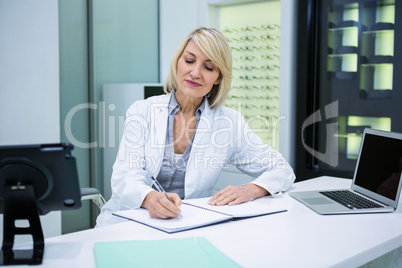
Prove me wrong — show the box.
[295,0,402,180]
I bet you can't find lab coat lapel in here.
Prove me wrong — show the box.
[185,100,214,197]
[192,99,213,148]
[149,95,170,173]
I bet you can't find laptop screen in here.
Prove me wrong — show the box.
[354,133,402,201]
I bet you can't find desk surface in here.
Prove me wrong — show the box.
[19,176,402,268]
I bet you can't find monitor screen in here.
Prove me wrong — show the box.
[0,143,82,215]
[144,85,165,99]
[354,133,402,201]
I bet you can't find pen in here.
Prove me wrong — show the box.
[151,176,174,204]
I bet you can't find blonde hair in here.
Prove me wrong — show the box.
[164,27,232,109]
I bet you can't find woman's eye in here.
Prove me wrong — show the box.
[205,65,214,71]
[185,59,194,64]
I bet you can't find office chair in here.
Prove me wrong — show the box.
[80,188,106,209]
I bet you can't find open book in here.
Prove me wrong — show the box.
[113,197,286,233]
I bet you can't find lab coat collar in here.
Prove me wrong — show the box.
[151,93,214,168]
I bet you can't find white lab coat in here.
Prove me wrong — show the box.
[96,94,295,227]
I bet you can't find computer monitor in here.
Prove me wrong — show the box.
[0,143,82,265]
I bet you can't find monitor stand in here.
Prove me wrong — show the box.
[0,183,44,265]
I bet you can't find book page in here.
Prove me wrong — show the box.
[184,197,286,218]
[113,204,231,233]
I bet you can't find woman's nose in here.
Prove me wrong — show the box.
[190,64,201,78]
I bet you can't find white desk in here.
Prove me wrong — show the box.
[16,176,402,267]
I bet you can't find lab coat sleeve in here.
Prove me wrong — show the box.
[231,112,295,196]
[111,101,156,208]
[97,100,155,227]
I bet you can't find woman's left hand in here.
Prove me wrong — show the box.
[208,184,269,206]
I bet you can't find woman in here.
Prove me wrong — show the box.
[96,27,295,226]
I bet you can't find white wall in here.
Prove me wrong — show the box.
[0,0,61,240]
[159,0,209,82]
[278,0,297,167]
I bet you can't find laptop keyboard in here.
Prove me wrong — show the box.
[319,190,384,209]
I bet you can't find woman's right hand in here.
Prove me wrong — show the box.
[141,191,182,219]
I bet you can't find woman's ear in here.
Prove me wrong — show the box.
[215,73,223,85]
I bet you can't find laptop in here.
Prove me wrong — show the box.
[290,128,402,214]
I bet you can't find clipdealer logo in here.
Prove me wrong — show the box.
[301,101,339,167]
[64,100,339,168]
[63,101,285,151]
